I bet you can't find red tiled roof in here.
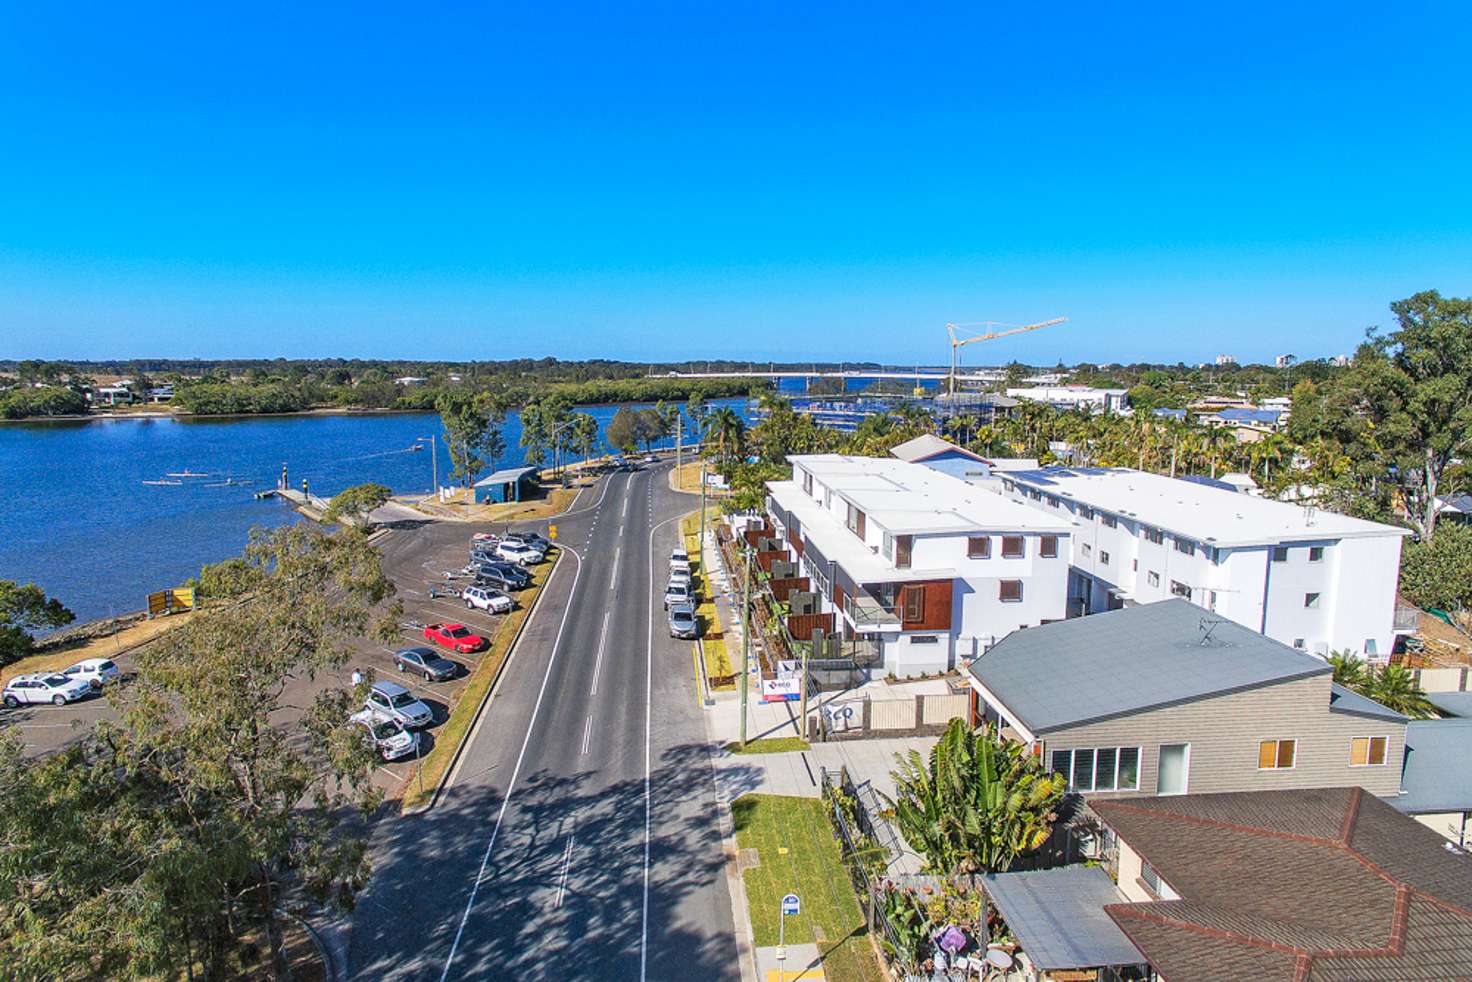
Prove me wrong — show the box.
[1094,787,1472,981]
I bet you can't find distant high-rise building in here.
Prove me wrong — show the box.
[1275,354,1295,368]
[1331,354,1351,367]
[1215,354,1237,366]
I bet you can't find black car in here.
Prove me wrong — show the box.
[474,563,531,591]
[484,561,532,586]
[393,646,458,681]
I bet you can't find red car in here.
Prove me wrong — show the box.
[424,623,487,653]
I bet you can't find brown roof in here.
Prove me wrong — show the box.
[1094,787,1472,981]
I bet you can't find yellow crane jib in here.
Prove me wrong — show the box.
[946,316,1068,396]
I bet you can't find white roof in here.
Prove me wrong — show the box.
[888,434,986,464]
[768,481,949,582]
[1000,467,1409,547]
[787,455,1073,537]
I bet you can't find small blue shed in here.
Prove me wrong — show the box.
[473,465,538,504]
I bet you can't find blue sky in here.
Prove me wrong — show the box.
[1,2,1469,366]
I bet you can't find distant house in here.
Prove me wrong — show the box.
[1006,385,1129,414]
[91,384,134,406]
[966,600,1409,801]
[473,465,538,504]
[887,433,993,481]
[1092,787,1472,980]
[394,376,428,386]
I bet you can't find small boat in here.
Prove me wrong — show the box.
[167,470,211,478]
[142,479,183,486]
[407,444,425,452]
[205,476,256,487]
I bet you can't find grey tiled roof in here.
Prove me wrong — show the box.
[1096,787,1472,981]
[967,599,1330,734]
[1396,718,1472,814]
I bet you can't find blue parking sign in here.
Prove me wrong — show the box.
[781,893,800,916]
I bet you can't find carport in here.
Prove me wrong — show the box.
[980,866,1146,979]
[473,465,538,504]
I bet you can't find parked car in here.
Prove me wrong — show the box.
[62,657,122,690]
[499,533,545,553]
[3,673,93,707]
[350,708,421,761]
[664,581,693,609]
[393,646,459,681]
[668,567,692,588]
[670,554,691,575]
[497,542,544,565]
[424,622,488,653]
[667,603,699,639]
[462,585,514,614]
[671,547,689,563]
[644,453,658,464]
[518,532,554,552]
[364,680,433,729]
[474,566,524,592]
[470,548,500,565]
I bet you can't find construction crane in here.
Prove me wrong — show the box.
[946,317,1068,397]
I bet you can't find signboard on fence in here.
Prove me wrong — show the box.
[761,677,800,702]
[822,698,864,733]
[147,588,195,617]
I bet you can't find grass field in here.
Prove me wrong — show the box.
[400,552,558,811]
[732,794,886,982]
[2,614,189,687]
[725,737,811,754]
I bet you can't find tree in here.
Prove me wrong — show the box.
[1292,291,1472,539]
[685,392,707,444]
[570,411,599,466]
[1400,520,1472,613]
[0,580,74,668]
[1327,651,1368,689]
[323,482,393,528]
[1363,663,1435,719]
[606,405,641,454]
[437,390,505,487]
[883,719,1066,875]
[704,406,748,464]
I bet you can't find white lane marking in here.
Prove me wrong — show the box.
[553,827,576,909]
[589,610,611,697]
[622,493,629,519]
[439,548,583,982]
[580,714,593,755]
[642,510,686,981]
[611,544,621,576]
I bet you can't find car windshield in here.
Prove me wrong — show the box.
[390,692,417,709]
[98,661,116,671]
[446,627,469,638]
[673,612,695,624]
[42,675,69,686]
[372,720,402,740]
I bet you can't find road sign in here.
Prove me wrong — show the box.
[548,524,558,540]
[781,893,800,916]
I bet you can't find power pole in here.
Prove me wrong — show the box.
[800,630,814,744]
[699,460,708,552]
[739,536,751,748]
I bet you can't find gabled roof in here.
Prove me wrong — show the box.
[1328,683,1408,723]
[888,433,988,465]
[1096,787,1472,981]
[1428,691,1472,718]
[967,599,1330,735]
[1396,718,1472,814]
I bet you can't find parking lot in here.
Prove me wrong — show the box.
[2,518,550,799]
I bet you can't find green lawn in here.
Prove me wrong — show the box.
[732,794,886,982]
[725,737,811,755]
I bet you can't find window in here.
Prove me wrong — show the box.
[1350,736,1389,767]
[1147,571,1160,587]
[1209,547,1223,565]
[1157,744,1190,794]
[894,534,912,569]
[1208,590,1218,611]
[1273,546,1289,562]
[846,504,866,539]
[1140,860,1164,896]
[1366,638,1378,656]
[1040,535,1058,558]
[967,536,990,559]
[1144,527,1164,545]
[1293,638,1305,649]
[1047,495,1060,508]
[999,580,1023,602]
[1132,559,1138,572]
[1081,543,1092,558]
[1002,536,1025,558]
[1050,746,1140,792]
[1170,580,1191,598]
[1174,537,1195,555]
[1309,546,1324,563]
[1079,505,1094,519]
[903,586,924,623]
[1101,513,1117,528]
[1258,739,1297,770]
[1304,592,1320,609]
[802,471,813,496]
[1100,550,1110,565]
[909,635,939,645]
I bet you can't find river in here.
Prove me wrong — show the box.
[0,400,747,624]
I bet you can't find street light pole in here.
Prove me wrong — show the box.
[419,436,437,498]
[740,536,751,748]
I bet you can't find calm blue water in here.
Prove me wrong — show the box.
[0,400,745,624]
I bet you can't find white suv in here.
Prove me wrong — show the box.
[496,542,544,565]
[350,709,420,761]
[3,673,93,707]
[63,658,122,690]
[462,585,514,614]
[664,581,693,609]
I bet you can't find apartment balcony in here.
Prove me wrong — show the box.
[1393,606,1421,633]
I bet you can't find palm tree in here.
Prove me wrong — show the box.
[705,406,747,465]
[882,719,1066,875]
[1364,664,1435,719]
[1327,651,1368,689]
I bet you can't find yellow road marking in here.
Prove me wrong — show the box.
[766,970,825,982]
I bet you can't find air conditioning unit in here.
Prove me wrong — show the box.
[791,592,819,615]
[771,559,796,579]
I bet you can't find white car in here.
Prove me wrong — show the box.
[496,542,544,565]
[62,658,122,690]
[664,581,693,609]
[668,568,693,588]
[462,585,514,614]
[3,672,93,707]
[350,708,421,761]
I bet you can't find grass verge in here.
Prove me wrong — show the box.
[399,552,558,812]
[1,614,188,687]
[724,737,811,754]
[732,794,886,982]
[682,516,737,690]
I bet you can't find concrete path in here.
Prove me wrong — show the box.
[754,943,825,981]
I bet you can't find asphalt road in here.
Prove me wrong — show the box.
[349,462,739,981]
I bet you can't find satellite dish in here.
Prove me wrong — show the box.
[985,948,1013,969]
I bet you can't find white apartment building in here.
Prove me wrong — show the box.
[764,455,1074,677]
[988,467,1412,659]
[1005,386,1130,414]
